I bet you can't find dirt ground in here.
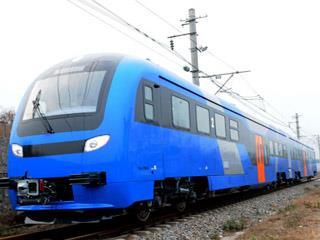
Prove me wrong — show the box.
[237,182,320,240]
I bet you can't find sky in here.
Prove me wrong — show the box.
[0,0,319,156]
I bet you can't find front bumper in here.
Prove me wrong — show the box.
[1,172,107,208]
[0,171,106,189]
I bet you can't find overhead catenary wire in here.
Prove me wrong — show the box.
[78,1,230,89]
[134,0,316,144]
[67,0,185,69]
[223,90,291,128]
[132,0,291,127]
[134,0,182,33]
[82,0,237,84]
[133,0,240,72]
[70,0,295,130]
[81,0,291,129]
[68,0,216,84]
[87,0,196,69]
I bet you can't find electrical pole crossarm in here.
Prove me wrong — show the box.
[199,70,251,78]
[168,32,196,39]
[181,14,208,25]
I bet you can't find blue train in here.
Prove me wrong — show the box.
[0,53,317,222]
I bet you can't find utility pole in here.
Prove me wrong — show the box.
[168,9,249,87]
[168,9,207,86]
[293,113,301,139]
[188,8,200,86]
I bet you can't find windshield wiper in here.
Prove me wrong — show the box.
[32,90,55,134]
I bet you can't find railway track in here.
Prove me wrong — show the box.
[0,179,316,240]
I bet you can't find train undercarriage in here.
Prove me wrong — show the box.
[1,171,316,223]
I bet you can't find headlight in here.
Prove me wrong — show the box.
[12,144,23,157]
[84,135,110,152]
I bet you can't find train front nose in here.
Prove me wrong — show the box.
[8,131,113,209]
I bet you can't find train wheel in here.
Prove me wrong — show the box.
[176,200,187,213]
[134,203,151,222]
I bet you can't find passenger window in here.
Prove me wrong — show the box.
[144,86,153,101]
[269,141,274,155]
[283,145,287,158]
[196,105,210,134]
[230,119,238,129]
[144,103,154,121]
[172,96,190,129]
[291,148,295,159]
[279,144,283,157]
[215,113,226,138]
[230,129,239,141]
[274,142,279,156]
[229,119,239,141]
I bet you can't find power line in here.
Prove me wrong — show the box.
[131,1,292,126]
[67,0,184,69]
[132,0,240,73]
[80,1,232,88]
[134,0,181,33]
[70,0,295,130]
[69,0,217,87]
[223,90,291,128]
[88,0,195,68]
[129,0,320,146]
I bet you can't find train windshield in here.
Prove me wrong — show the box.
[22,70,106,120]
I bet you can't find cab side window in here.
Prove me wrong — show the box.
[144,86,154,121]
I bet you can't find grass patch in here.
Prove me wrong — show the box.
[284,212,301,228]
[238,185,320,240]
[211,232,221,240]
[304,201,320,209]
[278,204,296,214]
[222,218,246,232]
[304,201,313,208]
[304,186,312,191]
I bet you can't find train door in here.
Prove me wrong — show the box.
[132,80,164,181]
[303,151,308,177]
[255,135,266,183]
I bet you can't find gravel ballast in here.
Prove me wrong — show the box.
[126,180,319,240]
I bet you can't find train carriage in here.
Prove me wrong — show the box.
[0,53,317,222]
